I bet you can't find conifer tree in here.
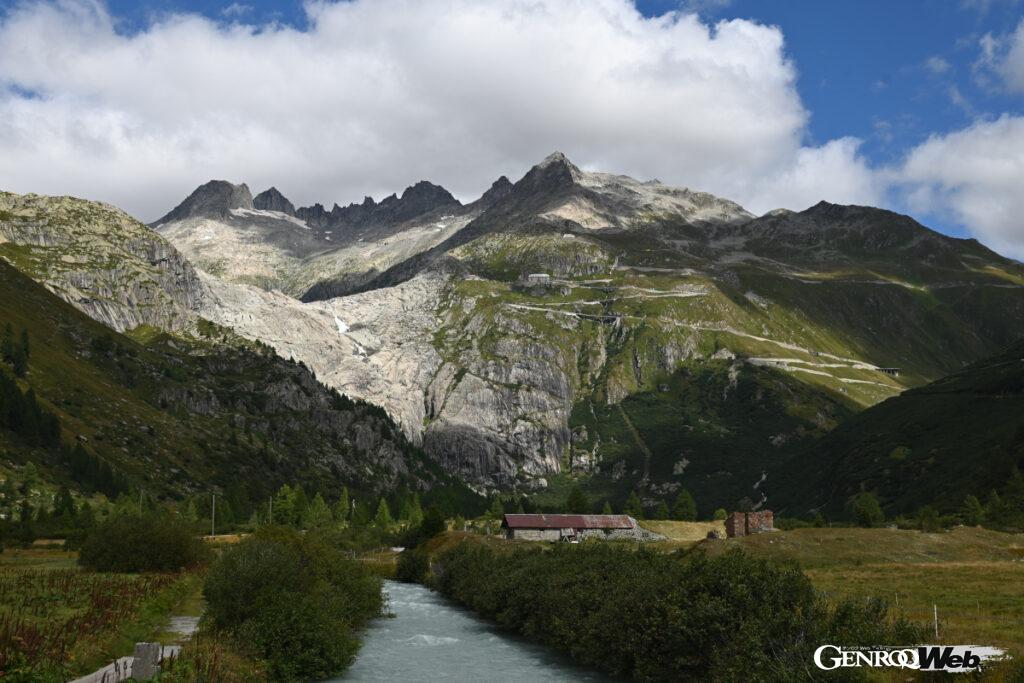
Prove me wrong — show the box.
[374,497,392,527]
[961,494,984,526]
[565,484,589,514]
[624,491,644,519]
[672,490,697,521]
[305,493,333,529]
[334,486,351,523]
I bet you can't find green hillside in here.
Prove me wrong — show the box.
[0,259,472,507]
[774,338,1024,518]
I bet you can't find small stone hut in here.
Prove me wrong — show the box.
[501,513,645,542]
[525,273,552,285]
[725,510,775,538]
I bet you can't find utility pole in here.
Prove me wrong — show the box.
[211,492,216,538]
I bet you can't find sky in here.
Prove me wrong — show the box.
[0,0,1022,258]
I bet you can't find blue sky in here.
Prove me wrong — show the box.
[1,0,1023,255]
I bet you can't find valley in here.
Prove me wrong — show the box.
[5,152,1024,518]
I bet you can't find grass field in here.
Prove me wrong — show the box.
[638,519,725,541]
[699,526,1024,658]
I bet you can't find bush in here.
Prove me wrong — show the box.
[435,542,923,681]
[202,527,382,680]
[78,511,210,572]
[395,546,430,583]
[847,492,885,528]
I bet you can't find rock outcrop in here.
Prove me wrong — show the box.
[153,180,253,225]
[253,186,296,216]
[0,191,207,332]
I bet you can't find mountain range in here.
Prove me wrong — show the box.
[3,151,1024,516]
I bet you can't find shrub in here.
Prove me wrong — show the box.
[395,546,430,583]
[847,492,885,528]
[78,511,210,572]
[202,527,382,680]
[435,542,923,681]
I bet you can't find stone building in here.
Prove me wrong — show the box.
[525,273,552,285]
[501,513,656,542]
[725,510,775,538]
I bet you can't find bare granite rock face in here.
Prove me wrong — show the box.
[0,192,207,332]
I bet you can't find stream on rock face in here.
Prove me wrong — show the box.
[337,580,615,682]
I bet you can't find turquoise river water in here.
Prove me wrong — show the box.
[337,580,615,682]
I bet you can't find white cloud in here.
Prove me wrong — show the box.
[974,19,1024,92]
[0,0,879,221]
[220,3,252,19]
[925,55,951,74]
[894,115,1024,259]
[998,19,1024,91]
[743,138,882,213]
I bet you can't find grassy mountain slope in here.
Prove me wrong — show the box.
[0,258,470,504]
[775,339,1024,518]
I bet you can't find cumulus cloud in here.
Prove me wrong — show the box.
[894,115,1024,258]
[0,0,881,221]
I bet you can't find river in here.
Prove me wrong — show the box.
[338,580,615,682]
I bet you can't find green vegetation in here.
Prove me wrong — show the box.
[0,563,194,681]
[435,540,923,681]
[569,360,855,516]
[201,527,383,680]
[780,339,1024,520]
[708,526,1024,657]
[78,511,210,573]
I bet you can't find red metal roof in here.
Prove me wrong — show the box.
[501,514,636,530]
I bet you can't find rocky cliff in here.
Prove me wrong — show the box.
[0,192,207,332]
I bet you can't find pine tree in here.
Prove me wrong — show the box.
[961,494,985,526]
[624,491,644,519]
[654,500,670,520]
[407,493,424,527]
[374,497,392,527]
[601,500,613,514]
[305,493,333,529]
[10,344,27,377]
[292,486,310,524]
[672,490,697,521]
[0,323,13,363]
[488,497,505,520]
[273,484,295,526]
[565,484,588,514]
[334,486,351,523]
[19,329,29,361]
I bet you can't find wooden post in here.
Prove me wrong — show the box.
[933,604,939,639]
[211,492,216,537]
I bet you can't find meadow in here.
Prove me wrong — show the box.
[652,523,1024,658]
[0,548,196,681]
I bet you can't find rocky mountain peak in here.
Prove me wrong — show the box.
[510,151,583,200]
[396,180,459,214]
[474,175,514,208]
[253,187,296,216]
[153,180,253,225]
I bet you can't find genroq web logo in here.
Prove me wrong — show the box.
[813,645,1010,672]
